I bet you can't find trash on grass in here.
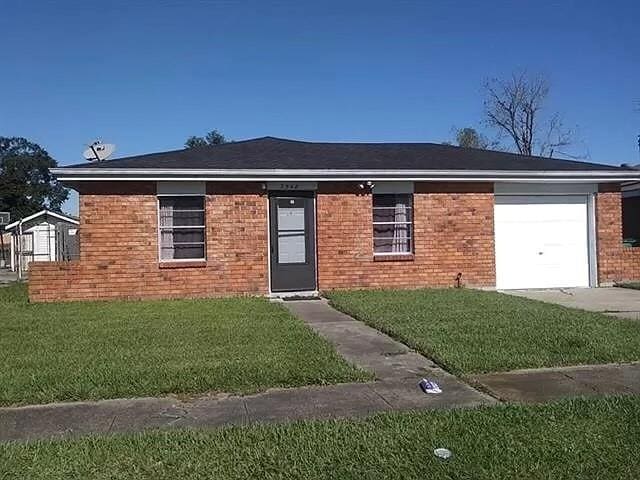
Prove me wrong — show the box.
[434,448,452,459]
[419,378,442,394]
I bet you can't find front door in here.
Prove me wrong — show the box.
[269,193,317,292]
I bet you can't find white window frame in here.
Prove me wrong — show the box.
[372,193,414,256]
[157,193,206,262]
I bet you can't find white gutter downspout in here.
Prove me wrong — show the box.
[17,218,23,281]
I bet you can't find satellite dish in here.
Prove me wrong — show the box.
[83,140,116,161]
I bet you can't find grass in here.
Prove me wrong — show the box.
[0,284,368,406]
[325,288,640,375]
[1,396,639,479]
[616,282,640,290]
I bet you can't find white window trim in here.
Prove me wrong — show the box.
[157,195,207,263]
[372,193,414,256]
[372,251,414,256]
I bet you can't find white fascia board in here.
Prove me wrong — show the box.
[52,167,640,177]
[46,211,80,225]
[4,210,79,231]
[52,168,640,183]
[55,176,640,183]
[45,211,79,225]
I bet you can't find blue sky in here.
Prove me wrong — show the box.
[1,0,639,214]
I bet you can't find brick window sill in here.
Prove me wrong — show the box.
[159,261,208,269]
[373,254,415,262]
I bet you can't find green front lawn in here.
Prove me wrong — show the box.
[2,396,638,479]
[0,284,368,406]
[326,288,640,375]
[617,282,640,290]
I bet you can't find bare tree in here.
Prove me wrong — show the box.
[483,72,575,157]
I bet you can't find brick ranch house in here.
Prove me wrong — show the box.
[29,136,640,302]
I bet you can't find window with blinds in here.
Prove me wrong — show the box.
[372,193,413,254]
[158,196,206,260]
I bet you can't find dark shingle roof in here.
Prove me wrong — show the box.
[63,136,628,172]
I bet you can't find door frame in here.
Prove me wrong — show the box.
[267,191,318,294]
[494,183,598,288]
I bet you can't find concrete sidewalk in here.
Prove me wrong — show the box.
[472,362,640,403]
[284,299,460,383]
[0,299,494,443]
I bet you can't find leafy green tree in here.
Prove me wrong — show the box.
[184,136,208,148]
[0,137,68,219]
[185,129,228,148]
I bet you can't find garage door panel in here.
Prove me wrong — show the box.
[495,196,590,289]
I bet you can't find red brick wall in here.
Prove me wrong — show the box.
[596,186,640,284]
[29,182,268,302]
[316,182,496,290]
[30,180,639,302]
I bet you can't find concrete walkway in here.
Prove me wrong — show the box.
[0,299,494,443]
[0,268,18,285]
[472,362,640,404]
[505,287,640,320]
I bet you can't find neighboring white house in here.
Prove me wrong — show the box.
[4,210,79,273]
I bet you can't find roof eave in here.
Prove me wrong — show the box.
[4,209,80,231]
[52,168,640,183]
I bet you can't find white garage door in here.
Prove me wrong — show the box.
[494,195,590,289]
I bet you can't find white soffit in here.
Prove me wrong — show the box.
[156,181,205,195]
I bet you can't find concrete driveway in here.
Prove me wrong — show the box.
[0,268,18,286]
[505,287,640,320]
